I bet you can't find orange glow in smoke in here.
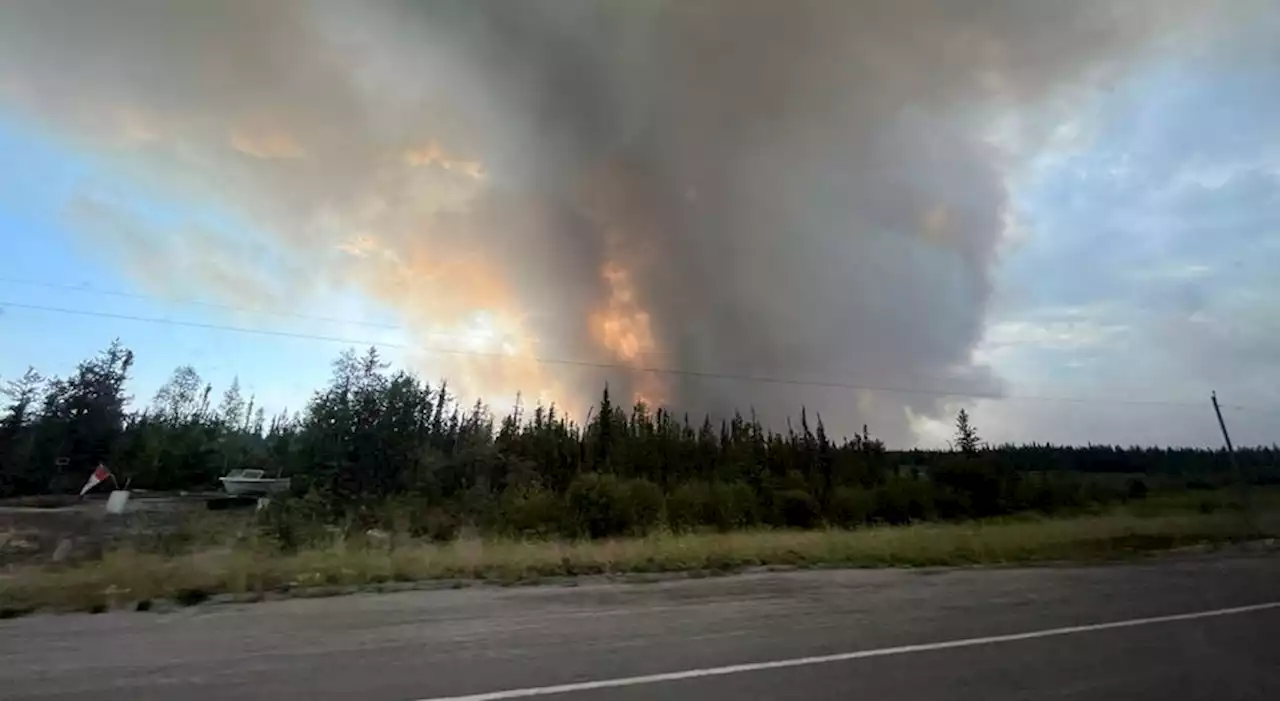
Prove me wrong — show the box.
[332,228,579,416]
[590,260,667,407]
[592,261,655,362]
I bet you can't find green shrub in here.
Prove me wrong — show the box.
[1023,475,1085,515]
[368,495,461,542]
[667,481,760,532]
[374,496,425,534]
[258,491,330,551]
[828,486,873,528]
[871,478,934,524]
[667,482,713,532]
[565,473,665,538]
[1081,480,1123,506]
[930,455,1015,518]
[411,506,461,542]
[776,489,821,529]
[1125,478,1149,501]
[625,478,665,535]
[716,482,761,530]
[497,486,565,538]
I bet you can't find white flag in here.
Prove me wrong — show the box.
[79,464,112,496]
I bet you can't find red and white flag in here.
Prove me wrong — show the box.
[79,464,112,496]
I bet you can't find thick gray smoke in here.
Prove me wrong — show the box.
[0,0,1224,443]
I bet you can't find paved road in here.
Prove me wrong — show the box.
[2,553,1278,700]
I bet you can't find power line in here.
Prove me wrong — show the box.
[0,275,619,354]
[0,275,400,331]
[1,275,636,356]
[2,298,1278,413]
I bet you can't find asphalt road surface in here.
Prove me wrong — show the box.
[2,553,1278,700]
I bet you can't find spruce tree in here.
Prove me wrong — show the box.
[954,409,981,456]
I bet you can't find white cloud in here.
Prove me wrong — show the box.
[1127,262,1215,281]
[979,318,1129,352]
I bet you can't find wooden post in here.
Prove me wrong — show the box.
[1211,392,1253,532]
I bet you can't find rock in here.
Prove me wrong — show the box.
[51,537,74,562]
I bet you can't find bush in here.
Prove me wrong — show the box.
[626,478,665,535]
[1125,478,1149,501]
[496,486,565,538]
[666,482,712,532]
[871,478,934,525]
[374,496,427,534]
[565,473,665,539]
[828,486,873,528]
[409,506,461,542]
[775,489,821,529]
[715,481,762,529]
[368,495,460,542]
[930,456,1016,518]
[666,481,760,532]
[258,491,331,551]
[1081,480,1123,506]
[1022,475,1086,515]
[930,486,971,521]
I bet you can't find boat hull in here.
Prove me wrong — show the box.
[219,477,292,496]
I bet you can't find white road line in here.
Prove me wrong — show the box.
[414,600,1280,701]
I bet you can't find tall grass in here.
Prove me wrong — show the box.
[3,508,1274,615]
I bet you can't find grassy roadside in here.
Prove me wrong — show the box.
[3,506,1275,616]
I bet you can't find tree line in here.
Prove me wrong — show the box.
[2,342,1274,538]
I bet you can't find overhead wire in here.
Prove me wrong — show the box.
[4,298,1277,414]
[0,275,399,330]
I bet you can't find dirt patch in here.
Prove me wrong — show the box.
[0,494,213,567]
[0,495,86,509]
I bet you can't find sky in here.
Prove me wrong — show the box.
[0,0,1277,449]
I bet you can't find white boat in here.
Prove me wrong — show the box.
[219,469,292,496]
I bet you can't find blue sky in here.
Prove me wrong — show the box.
[943,41,1280,448]
[0,117,399,417]
[0,3,1277,448]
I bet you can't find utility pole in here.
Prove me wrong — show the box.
[1211,392,1253,531]
[1211,391,1238,462]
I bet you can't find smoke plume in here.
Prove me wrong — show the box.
[0,0,1228,443]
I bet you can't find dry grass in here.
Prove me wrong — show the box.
[2,509,1274,615]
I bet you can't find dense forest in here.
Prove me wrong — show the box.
[1,341,1275,538]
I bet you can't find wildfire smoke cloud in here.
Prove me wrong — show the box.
[0,0,1236,442]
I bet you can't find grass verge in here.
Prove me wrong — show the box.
[2,509,1274,615]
